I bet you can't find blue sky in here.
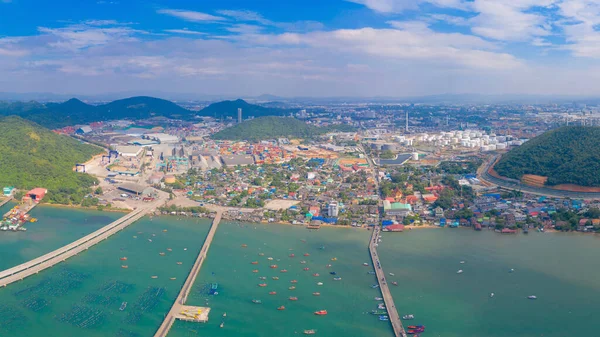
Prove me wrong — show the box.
[1,0,600,97]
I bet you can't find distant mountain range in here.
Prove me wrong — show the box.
[3,91,600,105]
[0,97,290,128]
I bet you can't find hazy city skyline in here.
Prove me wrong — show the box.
[1,0,600,97]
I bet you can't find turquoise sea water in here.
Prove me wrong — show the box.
[378,228,600,337]
[0,215,211,337]
[0,205,121,270]
[168,222,391,337]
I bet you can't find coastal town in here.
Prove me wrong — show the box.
[2,100,598,235]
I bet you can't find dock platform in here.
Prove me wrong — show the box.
[174,305,211,323]
[0,197,12,208]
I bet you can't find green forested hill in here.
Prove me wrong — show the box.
[494,126,600,186]
[0,96,193,128]
[198,99,289,119]
[212,116,355,141]
[0,116,102,203]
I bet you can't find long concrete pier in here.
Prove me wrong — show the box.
[0,198,162,287]
[369,227,407,337]
[154,211,223,337]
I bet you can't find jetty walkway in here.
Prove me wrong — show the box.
[369,227,407,337]
[0,198,162,287]
[154,210,223,337]
[0,197,12,208]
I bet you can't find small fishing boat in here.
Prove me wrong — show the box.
[133,236,137,238]
[289,286,296,290]
[407,325,425,330]
[291,280,298,283]
[280,269,288,273]
[326,264,332,268]
[177,262,183,265]
[379,315,389,321]
[119,302,127,311]
[220,322,224,328]
[170,277,176,280]
[259,276,267,280]
[313,273,320,277]
[252,299,262,304]
[391,281,398,286]
[333,277,342,281]
[251,261,259,265]
[509,268,515,273]
[314,310,328,315]
[268,257,274,260]
[269,291,277,295]
[278,306,286,310]
[331,258,337,261]
[258,283,268,287]
[252,270,259,273]
[223,312,227,317]
[148,239,152,242]
[184,248,187,251]
[163,229,168,232]
[317,282,323,286]
[120,257,128,261]
[460,261,465,264]
[402,314,414,320]
[490,293,495,298]
[330,271,337,275]
[289,254,295,257]
[304,330,316,335]
[258,253,265,256]
[371,284,380,289]
[375,297,383,301]
[289,296,298,301]
[368,271,376,275]
[304,253,310,256]
[457,270,463,274]
[363,263,369,266]
[159,252,166,256]
[121,265,128,269]
[313,292,321,296]
[167,248,172,251]
[272,276,279,280]
[528,295,537,300]
[389,273,395,276]
[151,276,158,279]
[304,267,310,271]
[270,264,278,268]
[300,261,307,264]
[378,303,385,309]
[241,244,248,248]
[371,310,386,315]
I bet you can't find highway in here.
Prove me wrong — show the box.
[153,210,223,337]
[0,198,162,287]
[480,155,600,199]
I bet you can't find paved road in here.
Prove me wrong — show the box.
[153,211,223,337]
[369,227,407,337]
[0,198,162,287]
[479,155,600,199]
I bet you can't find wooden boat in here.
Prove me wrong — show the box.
[258,283,268,287]
[241,244,248,248]
[269,291,277,295]
[304,267,310,271]
[304,253,310,256]
[314,310,327,315]
[278,306,286,310]
[121,265,128,269]
[120,257,128,261]
[289,297,298,301]
[177,262,183,265]
[313,292,321,296]
[291,280,298,283]
[170,277,176,280]
[289,286,296,290]
[251,261,259,265]
[252,269,259,273]
[304,329,316,335]
[151,276,158,279]
[270,264,278,268]
[272,276,279,280]
[313,273,320,277]
[280,269,288,273]
[159,252,166,256]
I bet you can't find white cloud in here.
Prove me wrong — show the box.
[164,29,205,35]
[428,14,469,26]
[347,0,420,13]
[217,10,272,25]
[84,20,119,26]
[157,9,226,22]
[226,24,264,34]
[37,25,143,50]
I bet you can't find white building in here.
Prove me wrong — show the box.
[145,133,179,144]
[328,202,339,217]
[116,145,144,158]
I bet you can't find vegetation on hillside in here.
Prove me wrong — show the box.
[212,116,355,141]
[198,99,289,119]
[494,126,600,186]
[0,116,103,204]
[0,96,193,129]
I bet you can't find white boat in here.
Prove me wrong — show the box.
[402,314,414,320]
[528,295,537,300]
[317,282,323,286]
[509,269,515,273]
[460,261,465,264]
[457,270,463,274]
[389,273,395,276]
[490,293,494,298]
[223,312,227,317]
